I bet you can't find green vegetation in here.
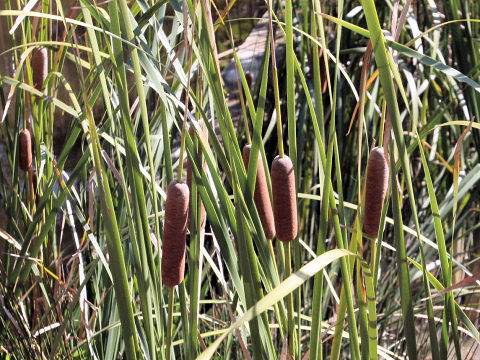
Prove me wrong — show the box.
[1,0,479,359]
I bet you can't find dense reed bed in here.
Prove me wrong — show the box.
[0,0,480,359]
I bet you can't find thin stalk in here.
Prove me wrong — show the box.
[284,242,295,358]
[267,240,285,341]
[293,240,301,358]
[267,0,284,158]
[166,287,174,360]
[359,249,378,360]
[356,256,369,360]
[178,282,190,357]
[285,0,296,166]
[178,0,196,181]
[378,100,387,148]
[162,104,174,185]
[273,2,298,348]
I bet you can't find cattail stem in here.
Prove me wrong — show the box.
[178,126,188,182]
[178,2,196,181]
[284,242,296,358]
[166,287,174,360]
[378,100,387,148]
[266,0,284,158]
[28,169,35,211]
[178,282,190,356]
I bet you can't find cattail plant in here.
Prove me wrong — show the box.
[271,155,297,242]
[243,144,275,239]
[19,129,32,172]
[31,47,48,92]
[186,121,208,229]
[363,147,389,238]
[161,181,189,288]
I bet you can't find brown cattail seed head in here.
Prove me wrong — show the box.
[31,47,48,92]
[363,147,389,238]
[242,144,276,239]
[162,181,189,287]
[271,155,297,242]
[19,129,32,172]
[186,121,208,229]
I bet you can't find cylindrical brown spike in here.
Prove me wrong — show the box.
[271,155,297,242]
[31,47,48,92]
[363,147,389,238]
[242,144,276,239]
[162,181,189,288]
[186,121,208,230]
[19,129,32,172]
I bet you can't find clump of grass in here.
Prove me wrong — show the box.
[161,181,189,288]
[363,146,389,238]
[31,47,47,92]
[242,144,275,239]
[271,155,297,242]
[19,129,32,172]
